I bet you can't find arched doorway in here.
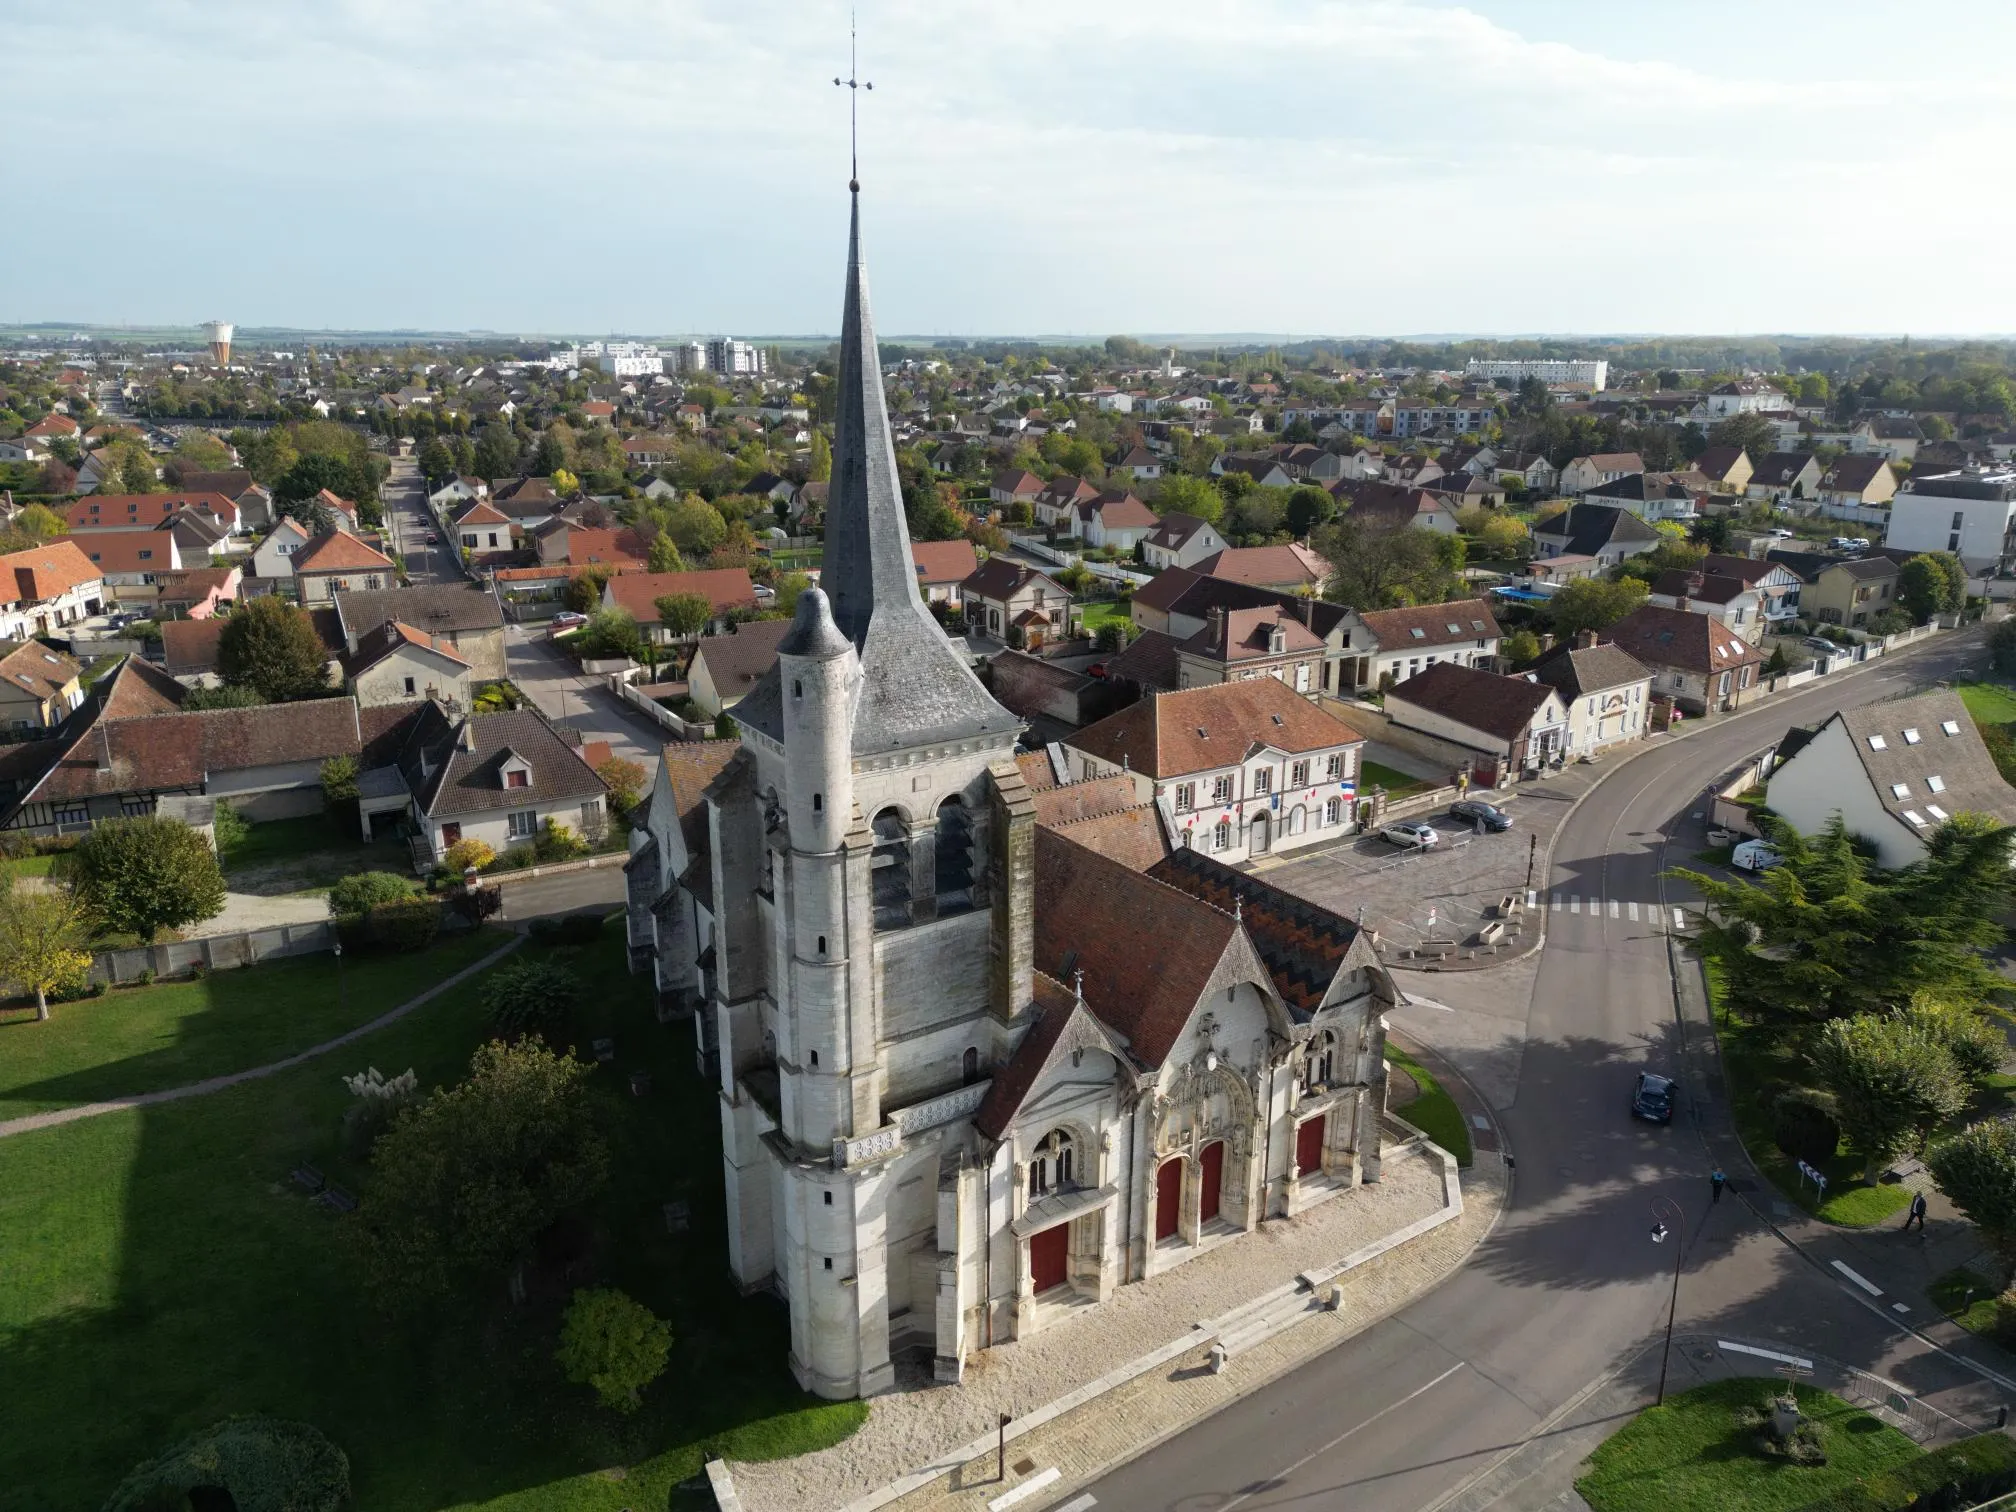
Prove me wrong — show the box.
[1198,1140,1226,1225]
[1250,811,1271,854]
[1154,1156,1183,1240]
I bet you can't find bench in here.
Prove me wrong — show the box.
[315,1185,358,1213]
[290,1163,326,1194]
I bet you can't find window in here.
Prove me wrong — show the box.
[1903,809,1928,827]
[1927,775,1946,793]
[507,809,537,839]
[505,768,529,789]
[1325,753,1343,779]
[1290,760,1310,788]
[1928,804,1949,820]
[1325,797,1343,825]
[1409,627,1426,639]
[963,1047,981,1083]
[1029,1129,1076,1197]
[935,796,975,913]
[1252,767,1273,794]
[1941,720,1962,735]
[1890,783,1911,799]
[871,807,912,930]
[403,676,416,696]
[1174,782,1196,812]
[1304,1032,1336,1094]
[1210,775,1233,805]
[1903,728,1921,744]
[1295,663,1310,692]
[1867,735,1887,751]
[1212,820,1232,852]
[1953,510,1967,531]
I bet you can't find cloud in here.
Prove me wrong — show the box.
[6,1,2016,334]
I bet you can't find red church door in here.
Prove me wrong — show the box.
[1199,1141,1225,1225]
[1296,1115,1327,1178]
[1155,1156,1183,1240]
[1029,1223,1069,1294]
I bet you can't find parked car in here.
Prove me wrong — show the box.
[753,584,777,600]
[1632,1071,1676,1124]
[551,610,588,631]
[1450,798,1512,832]
[1769,527,1794,539]
[1087,662,1109,679]
[425,531,439,545]
[1849,537,1870,550]
[1731,838,1782,872]
[1802,636,1837,655]
[1379,820,1440,850]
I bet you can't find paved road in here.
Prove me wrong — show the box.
[1085,629,2007,1512]
[380,458,457,584]
[504,622,665,769]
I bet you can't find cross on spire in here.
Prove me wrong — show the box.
[833,12,872,192]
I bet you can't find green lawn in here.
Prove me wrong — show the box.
[1386,1043,1473,1166]
[221,810,390,893]
[1957,680,2016,727]
[1578,1379,1919,1512]
[1078,599,1131,635]
[1931,1266,2004,1341]
[1704,960,1914,1227]
[1361,760,1435,798]
[0,928,508,1121]
[0,852,59,881]
[0,918,863,1511]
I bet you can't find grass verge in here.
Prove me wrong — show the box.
[1931,1266,2003,1340]
[0,928,508,1120]
[0,918,864,1511]
[1576,1378,1918,1512]
[1386,1044,1473,1166]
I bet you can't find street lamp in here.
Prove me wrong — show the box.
[333,938,346,1024]
[1649,1196,1685,1405]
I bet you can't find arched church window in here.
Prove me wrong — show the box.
[935,796,974,914]
[1304,1031,1336,1094]
[1028,1128,1076,1198]
[871,807,911,930]
[963,1047,981,1083]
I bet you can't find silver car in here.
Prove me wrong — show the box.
[1379,820,1440,850]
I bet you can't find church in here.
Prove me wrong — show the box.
[625,185,1399,1400]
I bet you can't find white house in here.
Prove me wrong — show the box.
[1525,635,1654,756]
[1384,662,1571,778]
[396,704,609,863]
[342,619,475,711]
[250,517,313,579]
[1141,513,1229,571]
[1884,468,2016,578]
[1346,599,1502,692]
[1559,453,1646,496]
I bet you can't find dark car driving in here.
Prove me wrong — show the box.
[1632,1072,1676,1124]
[1450,798,1512,832]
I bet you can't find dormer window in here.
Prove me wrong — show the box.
[503,763,530,789]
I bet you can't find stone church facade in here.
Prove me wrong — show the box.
[627,189,1397,1400]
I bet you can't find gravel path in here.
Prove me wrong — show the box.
[732,1142,1448,1512]
[0,934,520,1141]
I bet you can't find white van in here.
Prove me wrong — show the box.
[1731,839,1782,872]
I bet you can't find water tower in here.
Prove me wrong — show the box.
[202,320,234,367]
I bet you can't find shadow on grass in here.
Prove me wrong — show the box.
[0,918,862,1512]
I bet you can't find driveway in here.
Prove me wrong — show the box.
[505,624,664,769]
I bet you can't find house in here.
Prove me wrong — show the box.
[160,607,344,689]
[1070,492,1160,550]
[622,436,671,470]
[1817,454,1899,510]
[960,557,1074,647]
[986,649,1111,727]
[1424,473,1507,512]
[1764,551,1901,628]
[0,641,85,735]
[533,521,648,568]
[1116,445,1161,481]
[910,539,979,604]
[249,517,313,580]
[988,469,1046,511]
[1384,662,1571,779]
[1348,599,1502,692]
[1063,675,1366,859]
[689,618,794,717]
[1525,634,1654,756]
[63,529,183,593]
[1530,503,1662,567]
[1744,452,1825,504]
[173,470,274,528]
[1643,570,1769,642]
[65,492,236,534]
[1031,475,1101,528]
[291,531,397,604]
[333,583,509,681]
[1600,604,1764,716]
[1863,417,1923,464]
[581,400,617,426]
[395,704,610,863]
[1697,553,1805,624]
[601,568,761,640]
[1766,689,2016,870]
[1174,604,1328,695]
[453,501,515,554]
[1559,452,1645,495]
[1579,470,1704,524]
[1193,543,1331,593]
[341,619,474,711]
[1328,479,1461,534]
[154,566,241,621]
[0,440,46,464]
[1141,513,1230,571]
[1211,453,1294,489]
[1884,467,2016,577]
[1129,568,1358,696]
[1692,446,1755,494]
[23,414,79,442]
[312,489,362,534]
[428,475,490,510]
[1491,451,1560,493]
[0,541,104,639]
[1704,380,1788,417]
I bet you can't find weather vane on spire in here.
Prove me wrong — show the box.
[833,11,872,192]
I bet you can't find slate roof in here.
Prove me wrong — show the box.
[960,556,1063,602]
[334,583,503,640]
[171,469,256,498]
[1388,662,1560,742]
[1692,446,1750,482]
[1533,502,1662,557]
[1750,452,1821,488]
[1700,553,1797,586]
[1181,606,1324,664]
[398,705,607,819]
[691,618,793,702]
[1146,847,1363,1017]
[1526,641,1652,701]
[1032,826,1238,1069]
[1067,676,1363,780]
[1821,454,1893,494]
[1602,604,1763,675]
[1648,570,1753,606]
[1143,512,1216,552]
[1356,598,1500,651]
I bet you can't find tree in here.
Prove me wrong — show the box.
[70,816,228,943]
[555,1287,672,1414]
[321,755,360,803]
[1810,1013,1967,1180]
[102,439,159,494]
[1284,485,1335,537]
[1993,617,2016,678]
[551,467,580,497]
[1152,473,1224,526]
[576,609,642,660]
[0,880,92,1021]
[1930,1120,2016,1286]
[645,533,685,574]
[15,503,64,540]
[418,437,456,487]
[1546,577,1647,639]
[274,451,357,507]
[168,431,235,474]
[1501,629,1542,668]
[355,1038,609,1305]
[1898,552,1965,624]
[663,495,726,555]
[1475,513,1531,561]
[1313,517,1460,608]
[564,566,613,615]
[595,757,647,814]
[1706,412,1778,462]
[217,595,331,701]
[808,428,832,483]
[653,592,713,639]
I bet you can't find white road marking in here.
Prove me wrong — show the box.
[1627,901,1640,922]
[1720,1340,1813,1369]
[1832,1260,1884,1297]
[989,1467,1061,1511]
[1218,1362,1468,1511]
[1892,1303,1911,1315]
[1672,908,1685,930]
[1569,896,1581,914]
[1054,1497,1098,1512]
[1609,899,1620,919]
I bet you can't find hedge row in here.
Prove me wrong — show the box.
[1794,1430,2016,1512]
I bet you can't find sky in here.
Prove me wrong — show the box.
[7,0,2016,339]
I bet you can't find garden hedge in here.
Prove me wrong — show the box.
[101,1415,350,1512]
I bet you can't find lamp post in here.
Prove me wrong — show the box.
[1649,1196,1685,1405]
[333,938,345,1024]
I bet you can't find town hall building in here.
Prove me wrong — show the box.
[626,187,1398,1400]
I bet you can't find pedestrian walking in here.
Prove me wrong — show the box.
[1903,1191,1928,1233]
[1710,1167,1726,1205]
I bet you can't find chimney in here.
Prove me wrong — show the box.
[459,720,478,752]
[1209,604,1227,649]
[1575,627,1598,651]
[1268,621,1286,654]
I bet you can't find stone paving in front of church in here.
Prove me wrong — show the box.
[728,1137,1504,1512]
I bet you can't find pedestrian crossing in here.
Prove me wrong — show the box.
[1541,892,1696,931]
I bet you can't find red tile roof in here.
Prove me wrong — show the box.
[66,492,233,530]
[293,531,395,574]
[0,540,101,604]
[1067,676,1362,780]
[911,539,979,586]
[603,568,759,622]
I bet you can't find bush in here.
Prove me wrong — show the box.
[102,1415,351,1512]
[528,913,607,948]
[533,818,589,863]
[492,845,537,871]
[1790,1431,2016,1511]
[1773,1091,1841,1167]
[328,871,416,917]
[72,816,227,942]
[441,837,495,875]
[209,801,249,859]
[555,1287,673,1413]
[481,957,584,1035]
[340,1065,420,1160]
[337,897,440,953]
[1993,1288,2016,1345]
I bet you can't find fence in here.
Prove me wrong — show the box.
[611,676,720,742]
[90,919,336,985]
